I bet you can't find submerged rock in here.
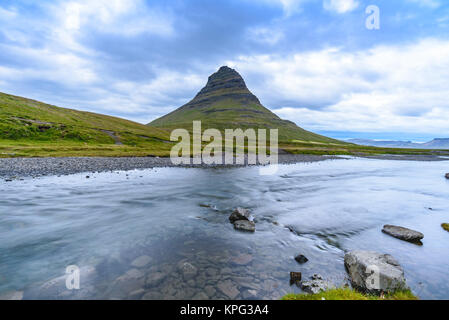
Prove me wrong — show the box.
[192,292,209,300]
[24,266,97,300]
[178,261,198,281]
[229,207,253,223]
[445,173,449,179]
[128,288,145,300]
[344,250,407,294]
[113,268,146,294]
[231,253,253,265]
[294,254,308,264]
[146,272,166,287]
[242,289,258,299]
[300,274,333,294]
[233,220,256,232]
[131,255,152,268]
[0,291,23,300]
[217,280,240,299]
[382,225,424,243]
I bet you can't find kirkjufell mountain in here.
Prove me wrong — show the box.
[149,66,339,142]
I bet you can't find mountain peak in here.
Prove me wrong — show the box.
[189,66,260,107]
[149,66,338,143]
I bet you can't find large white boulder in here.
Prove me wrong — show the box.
[344,251,407,294]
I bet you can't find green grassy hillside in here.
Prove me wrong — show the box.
[0,92,173,157]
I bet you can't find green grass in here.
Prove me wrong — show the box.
[0,92,174,157]
[150,98,341,143]
[282,288,418,301]
[1,91,448,158]
[280,140,449,157]
[442,223,449,232]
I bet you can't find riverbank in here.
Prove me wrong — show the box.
[282,288,418,300]
[1,158,448,299]
[1,154,448,179]
[0,154,339,178]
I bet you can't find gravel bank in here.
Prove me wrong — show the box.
[0,154,338,179]
[1,154,446,179]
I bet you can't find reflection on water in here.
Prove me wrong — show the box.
[0,158,448,299]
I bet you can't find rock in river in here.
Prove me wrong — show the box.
[178,261,198,281]
[289,272,302,285]
[344,250,407,294]
[146,272,166,287]
[229,207,253,223]
[0,291,23,300]
[445,173,449,179]
[217,280,240,299]
[300,274,333,294]
[131,255,152,268]
[234,220,256,232]
[294,254,308,264]
[382,225,424,243]
[231,253,253,265]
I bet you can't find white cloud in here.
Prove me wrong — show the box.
[0,6,17,19]
[406,0,441,9]
[323,0,359,14]
[227,39,449,135]
[246,27,285,45]
[55,0,174,37]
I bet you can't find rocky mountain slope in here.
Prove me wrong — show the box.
[149,66,340,143]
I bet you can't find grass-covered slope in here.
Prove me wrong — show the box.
[0,92,173,157]
[149,66,341,144]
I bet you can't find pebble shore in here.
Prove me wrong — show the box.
[0,154,339,179]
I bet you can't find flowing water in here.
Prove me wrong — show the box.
[1,157,448,300]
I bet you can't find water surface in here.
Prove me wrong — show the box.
[1,158,448,299]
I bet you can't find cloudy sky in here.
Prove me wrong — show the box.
[1,0,448,141]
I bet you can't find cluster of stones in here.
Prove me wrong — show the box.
[287,224,426,295]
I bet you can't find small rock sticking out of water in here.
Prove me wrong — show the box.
[445,173,449,179]
[382,225,424,244]
[234,220,256,232]
[229,207,256,232]
[442,223,449,232]
[300,274,334,294]
[229,207,254,223]
[294,254,308,264]
[290,272,302,286]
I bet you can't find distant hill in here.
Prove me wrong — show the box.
[347,138,449,149]
[0,92,170,145]
[149,66,341,143]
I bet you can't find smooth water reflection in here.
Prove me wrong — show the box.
[0,158,448,299]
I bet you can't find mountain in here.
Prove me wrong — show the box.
[0,92,172,156]
[149,66,339,143]
[347,138,449,149]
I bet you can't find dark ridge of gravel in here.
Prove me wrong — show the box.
[0,154,339,179]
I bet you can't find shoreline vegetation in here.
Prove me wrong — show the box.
[2,92,449,159]
[442,223,449,232]
[3,138,449,159]
[282,288,418,301]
